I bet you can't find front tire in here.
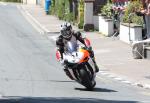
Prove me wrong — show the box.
[79,68,95,90]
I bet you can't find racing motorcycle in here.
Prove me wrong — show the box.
[56,39,96,90]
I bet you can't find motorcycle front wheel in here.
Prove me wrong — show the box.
[79,68,96,91]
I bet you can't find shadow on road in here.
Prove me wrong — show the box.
[75,87,117,92]
[49,80,75,83]
[0,97,137,103]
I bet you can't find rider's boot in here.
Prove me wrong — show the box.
[64,65,74,80]
[89,50,99,73]
[92,58,99,73]
[94,63,99,73]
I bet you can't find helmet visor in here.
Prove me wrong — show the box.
[61,30,71,39]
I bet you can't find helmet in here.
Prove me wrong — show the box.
[60,22,72,40]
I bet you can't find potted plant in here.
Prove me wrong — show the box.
[119,1,144,44]
[99,0,114,37]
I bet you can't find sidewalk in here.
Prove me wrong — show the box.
[20,4,150,89]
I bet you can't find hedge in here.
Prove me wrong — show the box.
[0,0,21,2]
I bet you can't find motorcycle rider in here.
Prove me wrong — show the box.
[56,22,99,80]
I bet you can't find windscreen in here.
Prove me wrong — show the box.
[66,41,78,54]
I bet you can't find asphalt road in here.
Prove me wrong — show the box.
[0,3,150,103]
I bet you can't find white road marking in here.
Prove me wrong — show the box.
[100,72,110,75]
[23,8,50,33]
[48,35,58,41]
[94,49,111,54]
[114,77,123,81]
[107,74,116,78]
[143,84,150,89]
[121,80,132,84]
[17,6,44,35]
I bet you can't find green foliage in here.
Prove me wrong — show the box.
[49,0,65,18]
[63,0,74,22]
[57,4,65,19]
[49,0,76,23]
[101,0,113,18]
[64,12,74,22]
[56,0,65,19]
[0,0,21,2]
[78,13,84,29]
[78,0,84,29]
[49,0,55,15]
[122,1,144,25]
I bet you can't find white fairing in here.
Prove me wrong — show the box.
[63,51,84,63]
[63,40,85,63]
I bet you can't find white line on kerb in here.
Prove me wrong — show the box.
[107,74,116,78]
[114,77,123,81]
[17,6,44,34]
[121,80,132,84]
[22,6,50,33]
[100,72,110,75]
[48,35,58,41]
[143,84,150,89]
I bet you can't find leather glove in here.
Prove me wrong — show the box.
[60,59,65,65]
[90,50,94,58]
[87,46,92,51]
[60,59,68,65]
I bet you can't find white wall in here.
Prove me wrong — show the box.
[93,16,99,30]
[22,0,27,4]
[27,0,36,4]
[98,16,114,36]
[120,24,142,44]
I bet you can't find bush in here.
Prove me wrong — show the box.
[57,4,65,19]
[0,0,21,2]
[78,12,84,29]
[63,0,74,22]
[122,1,144,25]
[78,0,84,29]
[64,13,74,22]
[101,0,113,18]
[49,0,76,23]
[49,0,55,15]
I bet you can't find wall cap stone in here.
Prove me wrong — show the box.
[121,23,142,28]
[84,0,95,2]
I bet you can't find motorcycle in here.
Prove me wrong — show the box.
[56,39,96,90]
